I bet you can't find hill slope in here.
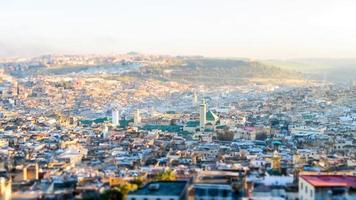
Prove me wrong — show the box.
[140,58,304,85]
[263,58,356,82]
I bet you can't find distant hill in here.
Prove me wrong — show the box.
[262,58,356,82]
[2,55,305,85]
[142,58,304,85]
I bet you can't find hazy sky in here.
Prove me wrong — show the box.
[1,0,356,59]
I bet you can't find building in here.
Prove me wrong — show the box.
[200,99,207,130]
[23,163,39,181]
[183,120,200,133]
[102,125,109,138]
[112,109,120,127]
[134,109,141,126]
[299,175,356,200]
[193,92,198,106]
[205,110,219,126]
[193,184,234,200]
[192,170,241,199]
[127,181,188,200]
[271,150,281,173]
[0,177,11,200]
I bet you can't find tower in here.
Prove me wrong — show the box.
[271,150,281,172]
[134,109,141,126]
[200,99,206,130]
[112,109,120,127]
[23,163,39,181]
[0,177,11,200]
[102,125,109,138]
[192,92,198,106]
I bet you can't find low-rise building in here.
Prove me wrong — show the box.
[299,175,356,200]
[127,181,189,200]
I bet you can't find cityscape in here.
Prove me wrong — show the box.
[1,1,356,200]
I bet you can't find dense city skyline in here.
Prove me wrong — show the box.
[0,1,355,200]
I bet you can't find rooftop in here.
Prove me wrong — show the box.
[300,175,356,187]
[206,111,218,122]
[128,181,188,196]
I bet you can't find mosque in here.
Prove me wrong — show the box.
[183,99,220,134]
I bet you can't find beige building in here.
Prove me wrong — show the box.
[0,177,11,200]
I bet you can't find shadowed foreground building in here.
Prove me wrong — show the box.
[127,181,189,200]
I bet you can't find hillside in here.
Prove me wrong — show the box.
[263,58,356,82]
[140,58,304,85]
[2,56,305,85]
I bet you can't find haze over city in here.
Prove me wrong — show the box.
[1,0,356,59]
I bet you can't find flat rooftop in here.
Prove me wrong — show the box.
[300,175,356,187]
[128,181,188,196]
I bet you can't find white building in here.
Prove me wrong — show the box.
[200,99,207,130]
[112,109,120,126]
[134,109,141,126]
[299,175,356,200]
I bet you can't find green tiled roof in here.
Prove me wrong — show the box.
[93,117,110,124]
[119,119,134,128]
[186,120,200,127]
[140,124,183,132]
[215,125,227,129]
[80,119,92,125]
[206,111,218,121]
[80,117,110,125]
[204,128,214,132]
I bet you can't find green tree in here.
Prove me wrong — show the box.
[101,187,123,200]
[131,177,145,187]
[102,183,138,200]
[120,183,138,200]
[217,128,234,141]
[155,169,176,181]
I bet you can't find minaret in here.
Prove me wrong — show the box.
[200,99,206,130]
[272,150,281,172]
[102,125,109,138]
[192,92,198,106]
[134,109,141,126]
[112,109,120,127]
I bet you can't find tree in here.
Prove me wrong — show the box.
[131,177,145,188]
[101,183,138,200]
[101,187,123,200]
[217,128,234,141]
[256,132,267,141]
[154,169,176,181]
[119,183,138,200]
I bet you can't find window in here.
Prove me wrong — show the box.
[208,189,218,196]
[310,190,313,197]
[305,185,307,193]
[222,190,229,197]
[196,188,205,196]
